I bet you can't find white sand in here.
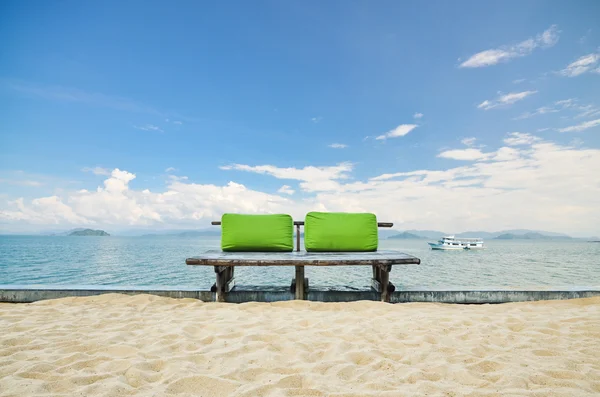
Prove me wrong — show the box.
[1,295,599,396]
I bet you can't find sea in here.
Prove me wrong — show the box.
[1,236,599,290]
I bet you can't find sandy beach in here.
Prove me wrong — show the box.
[1,295,599,396]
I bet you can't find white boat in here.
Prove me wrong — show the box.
[427,236,485,250]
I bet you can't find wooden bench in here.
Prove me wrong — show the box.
[186,250,421,302]
[185,221,421,302]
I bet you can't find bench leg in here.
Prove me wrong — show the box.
[372,265,394,303]
[295,265,305,300]
[214,266,235,302]
[379,267,390,303]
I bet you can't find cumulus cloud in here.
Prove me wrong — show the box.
[559,53,600,77]
[413,113,424,119]
[558,118,600,133]
[478,91,537,110]
[165,167,176,172]
[328,143,348,149]
[277,185,295,195]
[460,25,559,68]
[3,137,600,235]
[375,124,418,140]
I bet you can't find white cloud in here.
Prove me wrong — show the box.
[515,98,600,121]
[514,106,559,120]
[437,148,490,161]
[558,118,600,133]
[220,162,353,192]
[134,124,163,133]
[461,137,477,147]
[513,78,526,84]
[478,91,537,110]
[82,167,111,176]
[477,100,492,110]
[3,138,600,235]
[311,117,322,123]
[375,124,418,140]
[328,143,348,149]
[460,25,559,68]
[575,104,600,119]
[173,121,183,125]
[515,98,577,120]
[165,167,176,173]
[559,53,600,77]
[277,185,295,195]
[555,99,577,108]
[413,113,424,119]
[503,132,541,146]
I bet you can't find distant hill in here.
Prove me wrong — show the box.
[455,231,497,239]
[69,229,110,236]
[497,229,570,238]
[387,232,424,239]
[494,232,572,240]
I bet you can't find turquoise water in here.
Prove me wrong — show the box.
[1,236,599,289]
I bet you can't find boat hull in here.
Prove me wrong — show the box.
[428,242,485,250]
[427,242,465,250]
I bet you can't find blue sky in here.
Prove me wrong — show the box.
[1,0,599,235]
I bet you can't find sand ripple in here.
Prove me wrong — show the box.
[1,294,600,396]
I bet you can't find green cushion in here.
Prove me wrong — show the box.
[304,212,378,252]
[221,214,293,252]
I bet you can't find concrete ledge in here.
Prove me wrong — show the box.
[390,290,600,304]
[1,285,599,304]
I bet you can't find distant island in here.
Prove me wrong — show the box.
[387,232,424,239]
[494,232,571,240]
[68,229,110,236]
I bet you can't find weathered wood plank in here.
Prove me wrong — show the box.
[186,250,420,267]
[295,266,305,300]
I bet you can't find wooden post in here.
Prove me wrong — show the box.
[296,223,301,252]
[379,266,390,303]
[372,264,394,303]
[213,266,235,303]
[295,265,305,300]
